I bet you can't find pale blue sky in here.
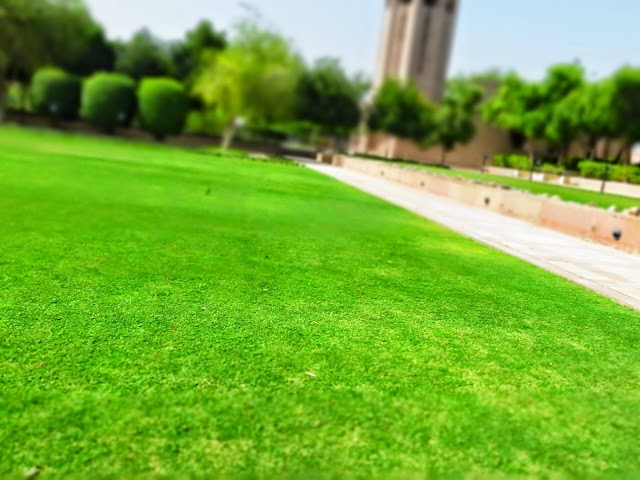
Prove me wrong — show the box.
[84,0,640,81]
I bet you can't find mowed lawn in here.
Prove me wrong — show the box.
[1,126,639,477]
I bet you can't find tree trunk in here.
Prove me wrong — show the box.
[0,79,6,123]
[221,123,237,149]
[557,143,569,166]
[334,135,347,153]
[586,136,597,159]
[603,138,611,159]
[614,142,629,165]
[21,83,30,111]
[525,141,534,164]
[440,148,447,166]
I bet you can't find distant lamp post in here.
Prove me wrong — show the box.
[600,164,611,194]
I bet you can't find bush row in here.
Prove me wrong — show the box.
[30,68,188,140]
[493,154,531,170]
[492,154,640,184]
[578,161,640,184]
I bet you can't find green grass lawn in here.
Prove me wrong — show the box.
[371,158,640,211]
[1,125,640,478]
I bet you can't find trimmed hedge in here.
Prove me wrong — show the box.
[493,154,531,170]
[137,78,188,140]
[81,73,136,132]
[31,68,81,121]
[578,161,610,180]
[578,161,640,184]
[540,164,564,175]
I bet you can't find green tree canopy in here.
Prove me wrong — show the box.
[545,79,615,159]
[482,72,530,136]
[430,77,484,165]
[525,63,584,152]
[192,20,304,147]
[295,58,367,137]
[171,20,226,83]
[61,26,115,76]
[484,64,584,155]
[545,89,581,158]
[0,0,98,117]
[539,63,585,104]
[609,66,640,159]
[576,81,616,157]
[368,78,436,144]
[115,29,174,81]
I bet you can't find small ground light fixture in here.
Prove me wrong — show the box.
[612,229,623,241]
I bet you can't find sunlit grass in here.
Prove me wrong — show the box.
[1,126,639,477]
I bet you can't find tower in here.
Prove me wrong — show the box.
[357,0,514,168]
[375,0,459,102]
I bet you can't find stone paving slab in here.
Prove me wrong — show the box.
[301,159,640,311]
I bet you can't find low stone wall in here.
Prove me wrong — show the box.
[331,155,640,254]
[485,166,640,199]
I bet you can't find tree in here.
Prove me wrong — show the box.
[430,78,484,165]
[545,90,581,159]
[295,58,367,141]
[482,72,530,144]
[115,29,174,81]
[609,66,640,161]
[545,79,615,160]
[483,64,584,159]
[532,63,584,159]
[368,78,436,149]
[192,20,304,148]
[0,0,96,118]
[62,26,115,76]
[540,63,585,104]
[171,20,226,83]
[575,81,616,158]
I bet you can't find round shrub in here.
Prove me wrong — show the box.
[81,73,136,132]
[578,161,609,180]
[492,153,531,170]
[31,68,81,121]
[137,78,189,140]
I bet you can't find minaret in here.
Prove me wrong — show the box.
[375,0,459,102]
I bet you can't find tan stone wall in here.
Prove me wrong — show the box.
[352,120,515,169]
[353,127,632,172]
[334,155,640,254]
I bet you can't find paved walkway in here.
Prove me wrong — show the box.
[301,159,640,311]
